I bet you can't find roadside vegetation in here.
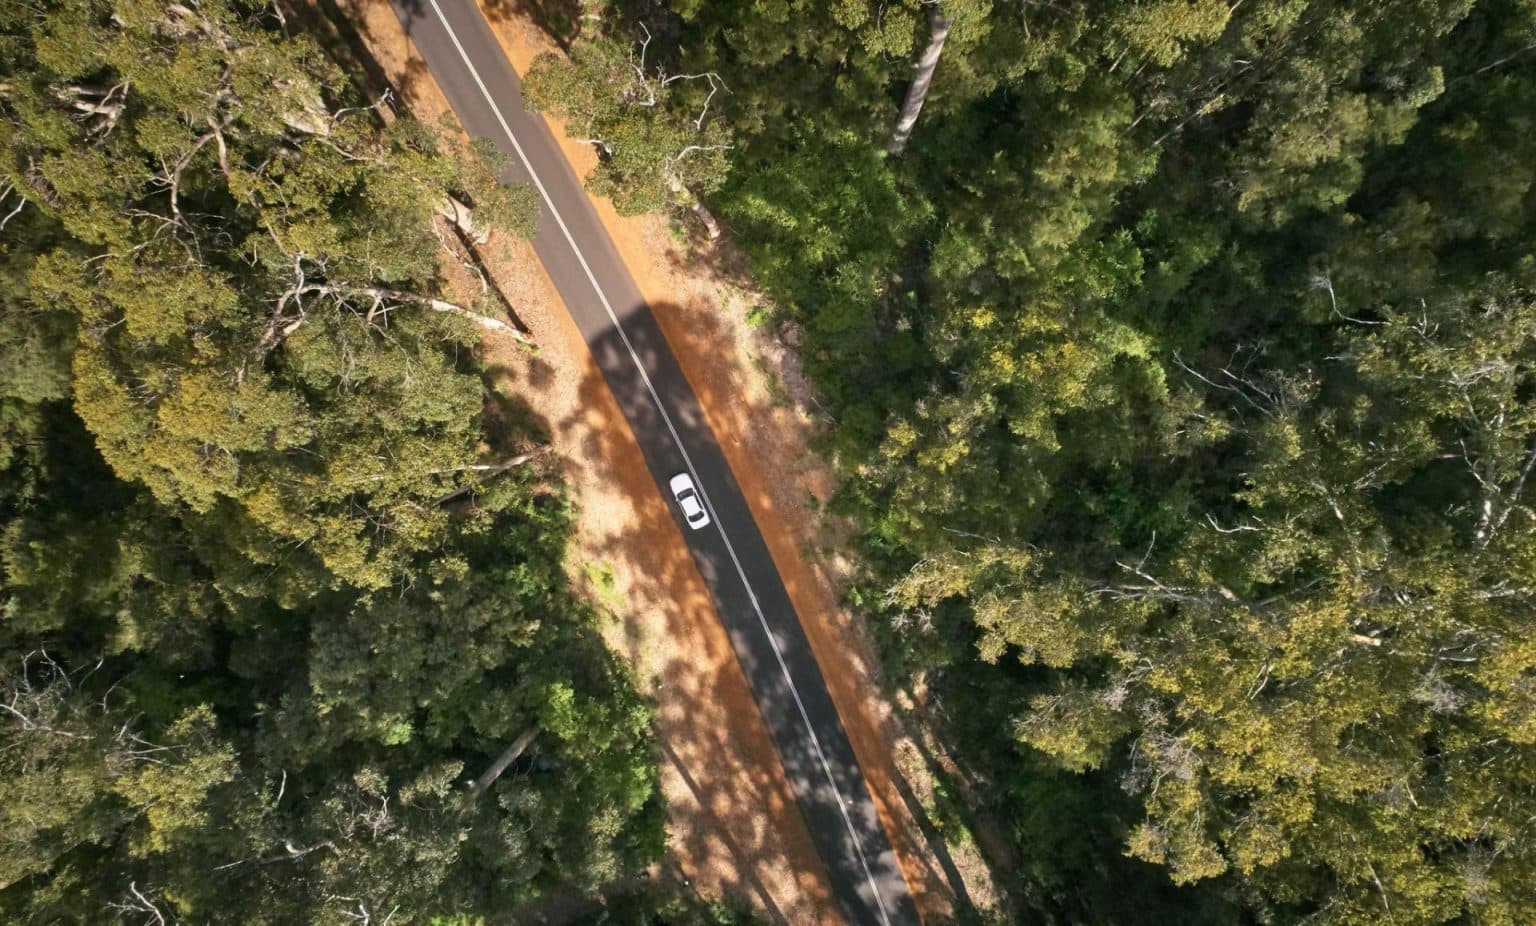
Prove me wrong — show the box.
[567,883,763,926]
[540,0,1536,922]
[0,2,661,922]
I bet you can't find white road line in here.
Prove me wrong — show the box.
[417,2,894,923]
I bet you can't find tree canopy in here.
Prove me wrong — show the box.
[1,2,660,922]
[560,0,1536,921]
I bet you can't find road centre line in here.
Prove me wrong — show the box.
[417,2,893,922]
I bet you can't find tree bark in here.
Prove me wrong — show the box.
[431,447,552,506]
[887,5,950,157]
[436,194,488,245]
[667,176,722,240]
[361,287,532,344]
[469,726,539,798]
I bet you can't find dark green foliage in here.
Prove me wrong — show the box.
[1,1,659,922]
[569,883,763,926]
[627,0,1536,921]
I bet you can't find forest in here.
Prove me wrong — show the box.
[0,1,662,923]
[526,0,1536,922]
[8,0,1536,923]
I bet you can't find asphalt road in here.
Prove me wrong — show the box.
[382,2,920,924]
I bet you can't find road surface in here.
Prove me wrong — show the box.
[382,2,920,924]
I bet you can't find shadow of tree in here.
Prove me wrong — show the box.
[306,1,992,920]
[480,0,587,53]
[493,317,842,922]
[308,0,442,113]
[510,295,980,923]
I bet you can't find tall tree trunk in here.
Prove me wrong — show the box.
[887,5,951,157]
[469,726,539,798]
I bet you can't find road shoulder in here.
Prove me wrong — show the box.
[457,8,962,922]
[324,1,970,920]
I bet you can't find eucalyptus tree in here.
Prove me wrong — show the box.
[3,0,537,595]
[524,29,731,224]
[0,3,662,922]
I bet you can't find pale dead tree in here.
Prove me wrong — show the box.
[626,23,659,106]
[663,150,729,239]
[567,23,729,238]
[359,791,392,840]
[888,3,951,157]
[624,39,731,238]
[618,25,727,110]
[107,722,185,768]
[360,286,528,337]
[53,79,131,140]
[1308,477,1372,580]
[1170,348,1310,422]
[435,194,489,245]
[0,183,27,231]
[252,237,529,363]
[1091,533,1242,607]
[1367,860,1392,914]
[1310,271,1383,326]
[151,117,236,230]
[663,71,728,133]
[2,653,201,760]
[327,88,395,133]
[105,881,167,926]
[469,725,540,798]
[429,219,541,342]
[325,778,395,847]
[571,136,615,156]
[343,904,398,926]
[431,447,553,506]
[18,153,61,210]
[294,91,403,165]
[213,838,337,872]
[1130,729,1203,799]
[0,686,83,738]
[1,651,89,740]
[1472,438,1536,548]
[1204,513,1265,534]
[334,898,381,926]
[667,143,734,166]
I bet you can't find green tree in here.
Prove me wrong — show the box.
[893,276,1536,920]
[525,35,730,215]
[1,2,662,922]
[636,0,1536,919]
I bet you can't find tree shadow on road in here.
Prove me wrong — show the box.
[489,293,992,922]
[307,0,996,916]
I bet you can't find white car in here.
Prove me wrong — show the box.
[668,472,710,530]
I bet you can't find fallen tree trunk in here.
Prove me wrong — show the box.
[436,194,489,245]
[432,447,552,506]
[469,726,539,798]
[359,286,533,345]
[667,176,722,240]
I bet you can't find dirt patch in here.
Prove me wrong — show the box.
[330,1,991,921]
